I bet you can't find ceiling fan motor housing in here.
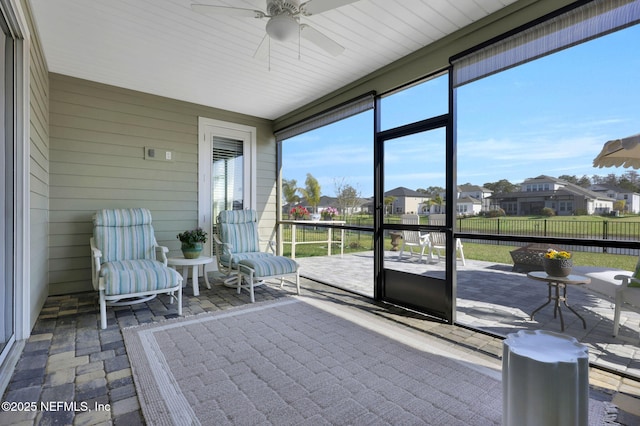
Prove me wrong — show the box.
[266,0,301,16]
[265,0,301,42]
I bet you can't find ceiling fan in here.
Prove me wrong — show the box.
[191,0,361,58]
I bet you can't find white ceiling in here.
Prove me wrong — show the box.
[29,0,518,120]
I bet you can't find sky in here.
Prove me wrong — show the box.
[282,23,640,199]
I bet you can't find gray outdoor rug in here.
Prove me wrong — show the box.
[123,297,617,425]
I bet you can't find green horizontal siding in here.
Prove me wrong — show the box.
[49,74,275,295]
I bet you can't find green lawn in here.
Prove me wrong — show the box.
[462,242,637,271]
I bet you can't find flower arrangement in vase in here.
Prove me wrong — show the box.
[542,249,572,277]
[321,207,338,220]
[177,227,207,259]
[290,205,309,220]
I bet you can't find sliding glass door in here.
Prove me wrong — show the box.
[0,11,15,363]
[198,118,256,260]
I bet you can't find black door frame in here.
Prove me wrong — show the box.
[373,90,456,323]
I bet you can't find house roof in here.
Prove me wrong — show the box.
[28,0,520,120]
[590,184,640,195]
[385,187,428,197]
[458,184,492,193]
[458,196,481,205]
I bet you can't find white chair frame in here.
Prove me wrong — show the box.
[91,237,182,329]
[238,264,300,303]
[612,273,640,337]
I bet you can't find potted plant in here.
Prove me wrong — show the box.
[321,207,338,220]
[542,249,572,277]
[177,227,207,259]
[290,205,309,220]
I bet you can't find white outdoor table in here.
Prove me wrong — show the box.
[167,256,213,297]
[502,330,589,426]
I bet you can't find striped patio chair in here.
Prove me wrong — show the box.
[214,210,299,302]
[90,208,182,329]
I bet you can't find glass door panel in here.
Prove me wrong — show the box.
[280,110,374,296]
[212,136,244,219]
[380,126,452,321]
[384,127,446,274]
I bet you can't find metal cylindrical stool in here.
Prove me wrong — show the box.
[502,330,589,426]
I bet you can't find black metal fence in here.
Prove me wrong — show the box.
[457,218,640,241]
[280,217,640,255]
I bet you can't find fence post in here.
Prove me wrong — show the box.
[544,219,547,237]
[603,221,608,253]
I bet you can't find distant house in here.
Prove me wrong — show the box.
[456,195,482,216]
[457,184,493,213]
[385,187,431,215]
[491,175,615,216]
[589,184,640,214]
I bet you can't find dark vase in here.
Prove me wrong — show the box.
[181,242,203,259]
[542,257,572,277]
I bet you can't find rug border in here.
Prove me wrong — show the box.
[123,296,617,425]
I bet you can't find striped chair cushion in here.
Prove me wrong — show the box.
[219,221,261,255]
[94,208,153,226]
[220,251,273,267]
[239,256,298,278]
[218,209,256,224]
[93,208,156,263]
[100,259,181,296]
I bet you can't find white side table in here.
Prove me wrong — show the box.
[167,256,213,297]
[502,330,589,426]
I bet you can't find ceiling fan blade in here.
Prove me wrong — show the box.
[191,4,265,18]
[300,24,344,56]
[253,35,269,60]
[300,0,360,15]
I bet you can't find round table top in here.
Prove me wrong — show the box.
[504,330,588,362]
[167,255,214,266]
[527,271,591,285]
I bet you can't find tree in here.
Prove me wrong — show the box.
[605,173,618,186]
[558,175,578,184]
[623,170,640,186]
[432,194,444,213]
[384,196,396,215]
[299,173,321,213]
[282,178,299,205]
[483,179,516,194]
[577,175,591,188]
[334,178,361,217]
[417,186,445,196]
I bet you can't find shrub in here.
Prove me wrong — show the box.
[486,208,505,218]
[541,207,556,217]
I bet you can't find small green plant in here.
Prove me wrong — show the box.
[177,228,207,247]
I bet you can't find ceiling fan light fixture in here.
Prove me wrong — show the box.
[265,14,298,41]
